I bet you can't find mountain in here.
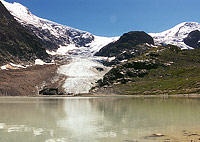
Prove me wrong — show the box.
[95,31,154,66]
[0,1,49,65]
[92,25,200,95]
[2,0,118,56]
[149,22,200,49]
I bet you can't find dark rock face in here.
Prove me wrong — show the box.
[95,31,154,66]
[24,24,60,50]
[184,30,200,48]
[39,88,59,95]
[0,1,49,65]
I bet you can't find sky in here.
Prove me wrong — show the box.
[5,0,200,37]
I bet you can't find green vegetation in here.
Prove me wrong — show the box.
[94,45,200,95]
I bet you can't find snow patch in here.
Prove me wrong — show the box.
[35,59,46,65]
[34,59,54,65]
[0,123,6,129]
[107,57,116,62]
[1,63,29,70]
[1,65,7,70]
[10,63,26,68]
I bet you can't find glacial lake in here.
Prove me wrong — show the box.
[0,97,200,142]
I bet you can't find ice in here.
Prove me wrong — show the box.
[57,56,111,94]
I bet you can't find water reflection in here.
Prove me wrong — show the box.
[0,97,200,142]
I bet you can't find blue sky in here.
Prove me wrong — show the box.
[6,0,200,37]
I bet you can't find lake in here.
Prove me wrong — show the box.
[0,96,200,142]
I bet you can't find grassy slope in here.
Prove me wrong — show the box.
[100,45,200,95]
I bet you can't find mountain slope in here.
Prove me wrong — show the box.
[2,0,118,55]
[149,22,200,49]
[0,1,49,65]
[92,45,200,95]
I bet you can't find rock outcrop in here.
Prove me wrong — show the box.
[184,30,200,48]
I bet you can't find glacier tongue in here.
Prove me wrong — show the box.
[57,56,111,94]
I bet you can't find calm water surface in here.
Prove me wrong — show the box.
[0,97,200,142]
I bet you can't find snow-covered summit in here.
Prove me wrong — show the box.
[149,22,200,49]
[2,0,118,55]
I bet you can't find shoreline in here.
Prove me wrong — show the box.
[1,93,200,98]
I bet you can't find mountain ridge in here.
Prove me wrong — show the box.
[2,0,118,56]
[149,22,200,49]
[2,0,200,54]
[0,1,49,65]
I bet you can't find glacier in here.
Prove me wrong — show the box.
[1,0,118,94]
[2,0,200,94]
[57,56,112,94]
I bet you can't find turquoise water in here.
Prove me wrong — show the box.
[0,97,200,142]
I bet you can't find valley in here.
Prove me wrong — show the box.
[0,0,200,96]
[1,1,200,142]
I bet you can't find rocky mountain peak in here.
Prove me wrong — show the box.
[95,31,154,66]
[119,31,154,45]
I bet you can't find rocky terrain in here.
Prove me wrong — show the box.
[0,1,49,65]
[184,30,200,48]
[92,44,200,95]
[0,64,59,96]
